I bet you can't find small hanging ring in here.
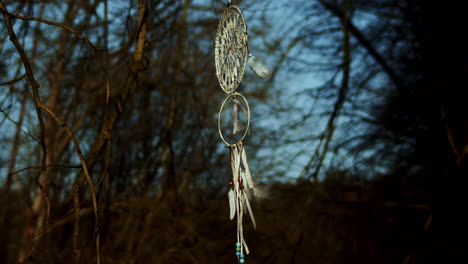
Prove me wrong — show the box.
[218,92,251,146]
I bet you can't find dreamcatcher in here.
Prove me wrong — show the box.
[215,1,270,263]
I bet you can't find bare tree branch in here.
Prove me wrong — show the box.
[441,105,468,165]
[1,1,98,261]
[0,73,27,86]
[0,5,97,52]
[317,0,404,90]
[305,0,352,181]
[4,164,81,179]
[0,9,49,258]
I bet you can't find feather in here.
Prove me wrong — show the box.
[248,54,270,79]
[235,97,249,117]
[240,146,254,189]
[240,170,248,191]
[232,99,244,135]
[230,149,237,184]
[231,147,241,190]
[242,239,250,255]
[233,99,248,135]
[236,183,241,243]
[252,185,269,200]
[238,189,243,240]
[228,189,236,220]
[234,147,241,179]
[243,190,256,229]
[232,99,239,135]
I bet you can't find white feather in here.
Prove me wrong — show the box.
[242,239,250,255]
[232,100,240,135]
[230,150,238,184]
[252,185,269,200]
[248,55,270,79]
[236,98,248,116]
[240,170,248,191]
[228,189,236,220]
[232,99,245,135]
[241,147,254,189]
[234,147,241,179]
[243,190,256,229]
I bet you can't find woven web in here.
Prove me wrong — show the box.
[215,5,248,94]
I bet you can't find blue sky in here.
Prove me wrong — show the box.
[0,0,392,184]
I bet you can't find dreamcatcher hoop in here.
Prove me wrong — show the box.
[215,5,248,94]
[218,92,251,146]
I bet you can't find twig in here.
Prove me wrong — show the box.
[69,1,147,263]
[1,1,99,260]
[317,0,404,91]
[73,191,80,264]
[307,0,352,181]
[0,6,97,52]
[441,105,467,165]
[68,0,148,203]
[37,99,100,261]
[0,73,27,86]
[5,164,81,178]
[19,179,51,264]
[0,106,39,143]
[1,3,49,260]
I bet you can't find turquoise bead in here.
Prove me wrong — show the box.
[236,242,241,247]
[240,259,245,263]
[236,252,240,256]
[240,254,245,258]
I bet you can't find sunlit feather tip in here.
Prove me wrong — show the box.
[248,53,270,79]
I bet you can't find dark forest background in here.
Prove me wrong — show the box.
[0,0,466,263]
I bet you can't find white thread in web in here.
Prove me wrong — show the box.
[215,5,248,93]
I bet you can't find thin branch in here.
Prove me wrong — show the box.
[73,191,80,264]
[317,0,404,91]
[1,2,99,261]
[7,90,28,177]
[66,1,148,263]
[1,4,50,262]
[307,0,352,181]
[0,106,39,143]
[37,99,100,260]
[0,3,48,239]
[441,105,467,165]
[69,0,149,197]
[0,5,97,52]
[0,73,27,86]
[0,3,41,90]
[5,164,81,178]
